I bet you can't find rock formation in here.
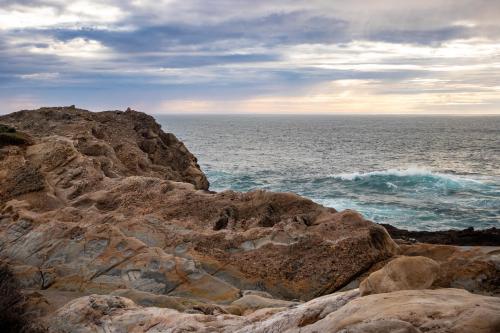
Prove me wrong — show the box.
[47,289,500,332]
[0,106,498,332]
[359,256,440,295]
[381,223,500,246]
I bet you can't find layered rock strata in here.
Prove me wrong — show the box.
[1,106,498,332]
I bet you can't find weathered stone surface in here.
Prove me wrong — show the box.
[48,294,247,333]
[46,292,359,333]
[0,106,208,190]
[235,289,360,332]
[110,288,227,314]
[301,289,500,333]
[360,256,440,295]
[46,289,500,333]
[0,107,398,307]
[2,107,498,332]
[338,243,500,297]
[230,294,298,314]
[400,243,500,296]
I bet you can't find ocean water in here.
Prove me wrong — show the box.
[157,115,500,231]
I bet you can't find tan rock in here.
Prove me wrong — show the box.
[360,256,440,295]
[400,243,500,295]
[111,288,226,313]
[235,289,360,332]
[2,107,499,332]
[0,106,208,190]
[47,288,500,332]
[301,289,500,333]
[0,108,398,304]
[230,294,299,314]
[48,294,247,333]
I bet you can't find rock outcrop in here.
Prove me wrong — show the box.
[348,244,500,297]
[381,223,500,246]
[1,106,498,332]
[0,106,208,192]
[399,243,500,296]
[297,288,500,333]
[0,107,397,304]
[47,289,500,333]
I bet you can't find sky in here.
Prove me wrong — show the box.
[1,0,500,114]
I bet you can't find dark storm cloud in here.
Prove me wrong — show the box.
[48,11,348,52]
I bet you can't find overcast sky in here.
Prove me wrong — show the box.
[1,0,500,114]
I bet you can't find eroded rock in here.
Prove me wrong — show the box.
[2,107,498,332]
[360,256,440,295]
[300,289,500,333]
[47,289,500,332]
[0,107,398,307]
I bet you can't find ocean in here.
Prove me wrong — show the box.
[157,115,500,231]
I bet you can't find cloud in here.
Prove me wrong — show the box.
[153,78,500,114]
[18,72,60,80]
[0,1,125,30]
[0,0,500,114]
[28,37,111,58]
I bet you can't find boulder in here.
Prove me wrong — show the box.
[360,256,440,295]
[301,289,500,333]
[400,243,500,295]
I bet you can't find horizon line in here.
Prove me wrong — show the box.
[152,112,500,117]
[2,106,499,117]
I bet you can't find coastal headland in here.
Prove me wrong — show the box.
[1,107,498,332]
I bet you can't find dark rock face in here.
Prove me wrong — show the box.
[0,124,33,147]
[381,224,500,246]
[0,261,46,333]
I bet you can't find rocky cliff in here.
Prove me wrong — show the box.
[0,107,498,333]
[0,106,208,194]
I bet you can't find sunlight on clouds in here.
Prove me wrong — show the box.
[29,38,110,59]
[156,79,500,114]
[1,0,500,114]
[283,39,500,71]
[0,6,66,30]
[18,72,60,80]
[452,20,477,28]
[0,2,124,30]
[67,1,124,23]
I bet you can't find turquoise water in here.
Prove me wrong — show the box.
[157,115,500,231]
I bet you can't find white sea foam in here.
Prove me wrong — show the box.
[386,182,398,189]
[331,167,482,184]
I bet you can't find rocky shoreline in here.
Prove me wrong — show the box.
[1,107,499,332]
[381,224,500,246]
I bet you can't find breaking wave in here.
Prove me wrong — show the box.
[330,167,485,193]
